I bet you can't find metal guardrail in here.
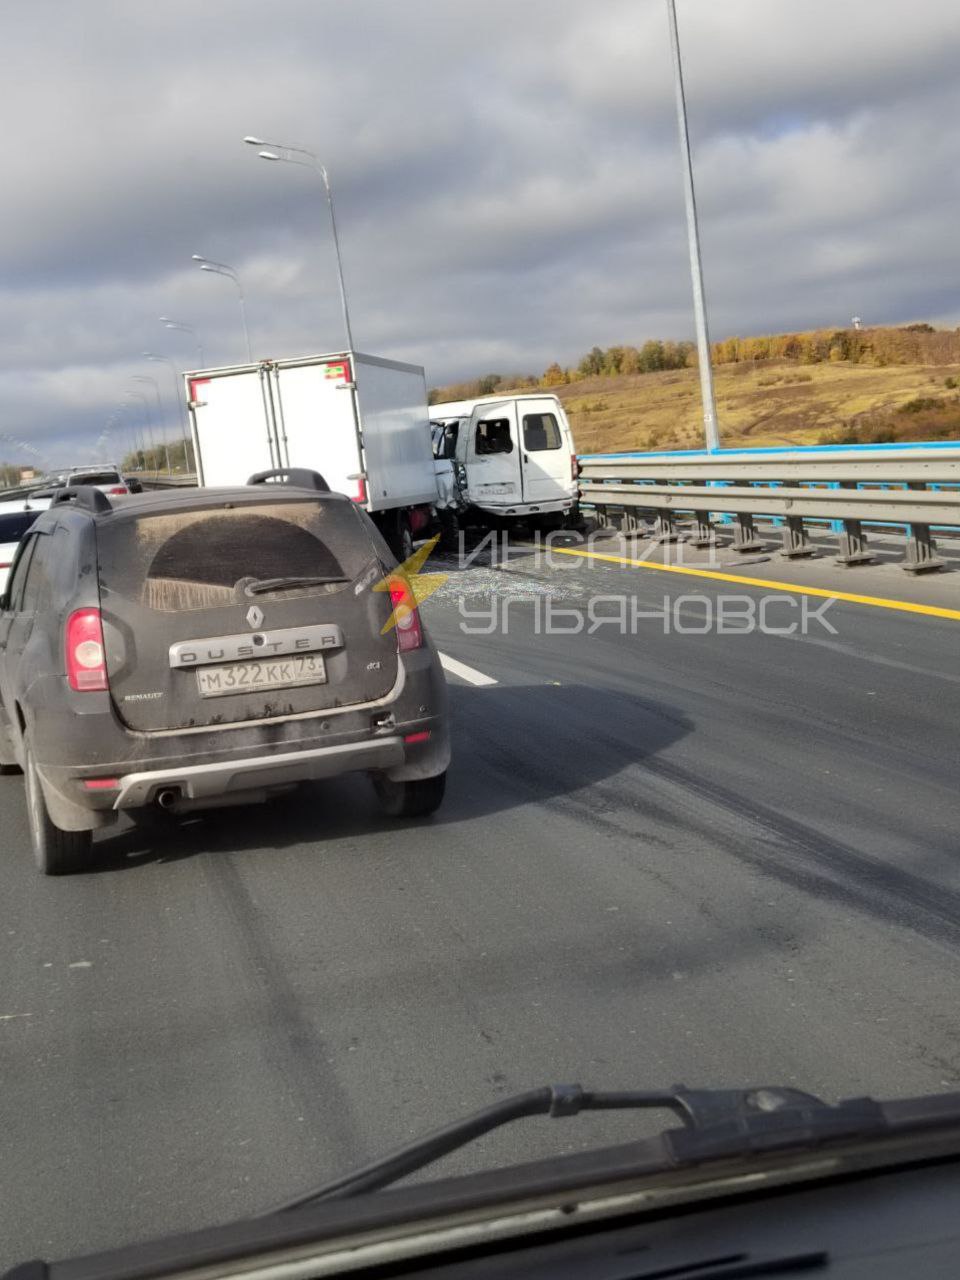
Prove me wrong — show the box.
[578,446,960,573]
[135,472,198,489]
[0,473,198,502]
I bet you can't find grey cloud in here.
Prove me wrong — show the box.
[2,0,960,460]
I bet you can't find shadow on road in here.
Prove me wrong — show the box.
[82,680,693,874]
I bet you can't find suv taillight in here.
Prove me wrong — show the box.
[108,485,128,495]
[388,577,423,653]
[571,453,581,481]
[65,608,108,691]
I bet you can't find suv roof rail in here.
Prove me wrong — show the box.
[50,486,113,514]
[247,468,330,492]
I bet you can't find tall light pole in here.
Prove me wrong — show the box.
[144,352,190,472]
[244,135,355,351]
[103,410,127,466]
[666,0,719,452]
[159,316,206,367]
[118,400,146,465]
[191,256,252,362]
[132,374,170,473]
[124,389,156,463]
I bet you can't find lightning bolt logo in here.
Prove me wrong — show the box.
[373,534,448,634]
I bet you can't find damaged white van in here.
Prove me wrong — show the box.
[430,393,579,533]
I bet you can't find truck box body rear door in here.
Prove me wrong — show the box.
[351,356,438,511]
[270,359,363,501]
[98,497,399,732]
[189,368,277,486]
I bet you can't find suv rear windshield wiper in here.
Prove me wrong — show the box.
[245,575,350,595]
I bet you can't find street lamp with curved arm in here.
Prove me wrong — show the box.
[159,317,205,367]
[115,401,145,467]
[124,387,156,461]
[244,135,354,351]
[132,374,171,473]
[143,352,191,472]
[191,255,252,361]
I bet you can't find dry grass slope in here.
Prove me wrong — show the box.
[547,360,960,454]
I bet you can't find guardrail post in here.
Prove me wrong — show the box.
[654,512,679,542]
[902,483,945,572]
[903,524,944,572]
[836,520,873,565]
[834,482,873,565]
[687,510,715,547]
[731,512,765,553]
[781,516,815,558]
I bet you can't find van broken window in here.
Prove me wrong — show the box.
[475,418,513,455]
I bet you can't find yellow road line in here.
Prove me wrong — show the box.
[551,546,960,621]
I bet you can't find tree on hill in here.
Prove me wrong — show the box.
[578,346,605,377]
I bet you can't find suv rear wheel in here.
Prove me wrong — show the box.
[24,744,91,875]
[372,770,446,818]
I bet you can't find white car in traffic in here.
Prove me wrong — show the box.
[0,496,52,593]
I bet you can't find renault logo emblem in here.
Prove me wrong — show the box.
[246,605,264,629]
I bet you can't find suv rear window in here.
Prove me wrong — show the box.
[0,512,42,543]
[98,500,375,612]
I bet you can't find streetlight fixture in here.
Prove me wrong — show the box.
[159,316,206,367]
[666,0,719,453]
[191,255,252,361]
[244,134,355,351]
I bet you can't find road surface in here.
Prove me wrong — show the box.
[1,540,958,1266]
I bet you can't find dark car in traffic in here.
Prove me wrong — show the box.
[0,469,449,874]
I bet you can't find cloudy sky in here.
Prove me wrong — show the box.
[2,0,959,464]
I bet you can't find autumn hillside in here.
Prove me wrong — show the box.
[429,325,960,453]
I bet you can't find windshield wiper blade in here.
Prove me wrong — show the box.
[270,1083,887,1213]
[245,575,349,595]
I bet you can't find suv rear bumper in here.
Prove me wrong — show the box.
[113,736,407,808]
[26,646,449,829]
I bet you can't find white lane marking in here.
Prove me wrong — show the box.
[439,653,498,686]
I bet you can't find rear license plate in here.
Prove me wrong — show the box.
[196,654,327,698]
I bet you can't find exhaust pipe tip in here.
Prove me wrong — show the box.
[156,787,180,810]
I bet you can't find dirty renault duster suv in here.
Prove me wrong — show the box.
[0,470,450,874]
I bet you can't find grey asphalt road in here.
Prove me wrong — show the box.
[1,544,959,1267]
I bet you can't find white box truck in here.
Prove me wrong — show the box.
[185,352,438,559]
[430,393,579,535]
